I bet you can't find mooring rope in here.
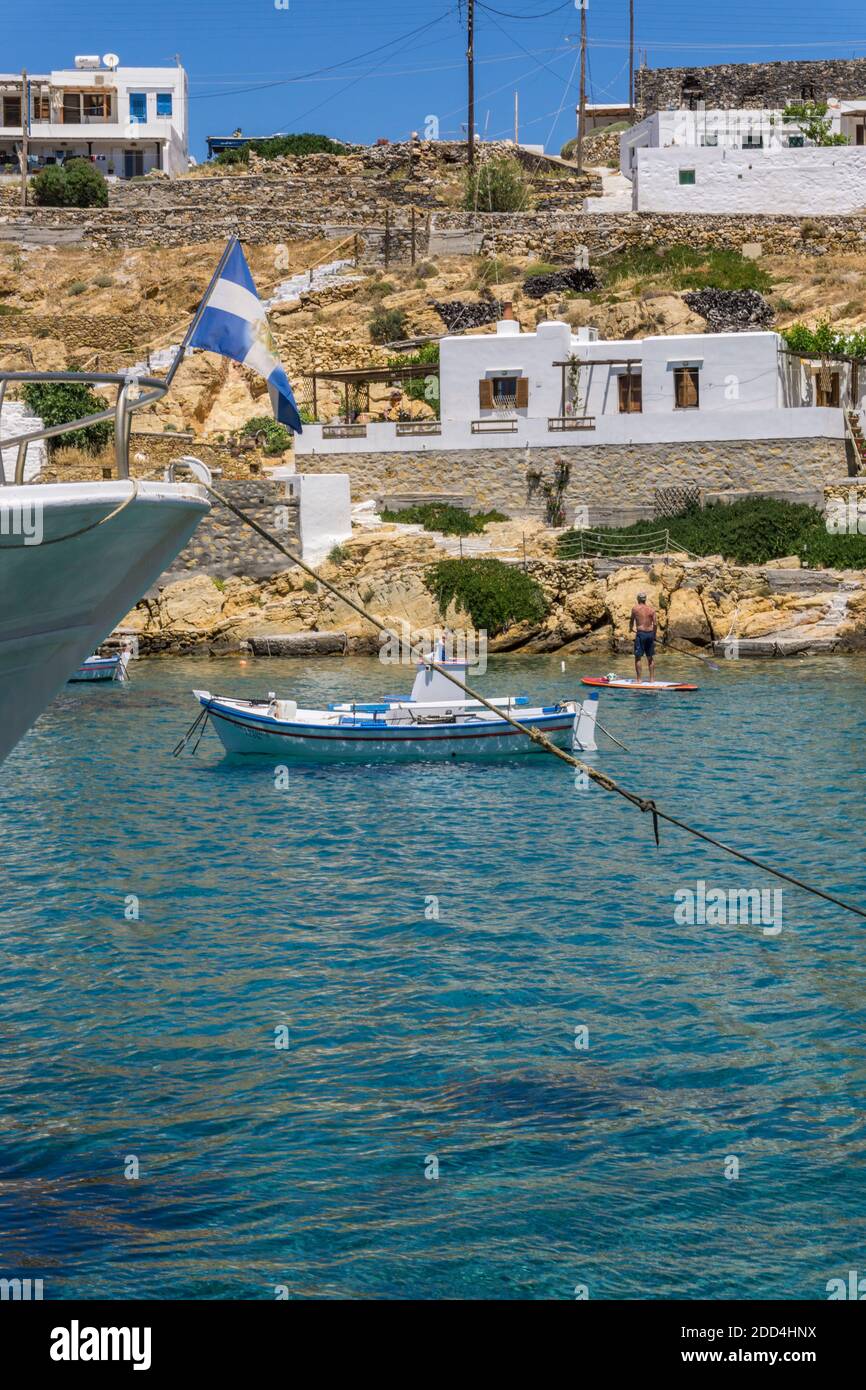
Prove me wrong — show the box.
[196,480,866,923]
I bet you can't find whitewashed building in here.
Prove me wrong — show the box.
[620,103,866,213]
[0,56,188,178]
[296,317,863,458]
[294,315,862,519]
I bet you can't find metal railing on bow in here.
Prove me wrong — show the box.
[0,369,169,485]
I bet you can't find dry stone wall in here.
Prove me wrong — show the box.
[637,58,866,117]
[298,439,845,519]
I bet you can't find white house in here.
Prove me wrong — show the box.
[620,103,866,213]
[295,315,863,459]
[0,55,188,178]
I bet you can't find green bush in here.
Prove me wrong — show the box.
[472,256,521,289]
[425,557,547,635]
[557,497,866,569]
[369,307,408,344]
[781,318,866,361]
[214,146,249,166]
[463,154,532,212]
[241,415,293,454]
[93,273,114,288]
[213,134,347,164]
[385,342,439,404]
[68,280,88,296]
[602,243,772,293]
[22,381,111,454]
[524,261,561,278]
[32,158,108,208]
[381,503,507,536]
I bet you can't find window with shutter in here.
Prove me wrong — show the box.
[618,373,642,413]
[479,379,494,409]
[674,366,700,409]
[515,378,529,409]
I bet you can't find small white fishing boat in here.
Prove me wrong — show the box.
[192,651,600,762]
[68,645,133,684]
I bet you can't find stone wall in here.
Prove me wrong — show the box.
[298,438,846,518]
[15,311,161,352]
[431,209,866,259]
[637,58,866,117]
[4,191,866,262]
[161,478,297,583]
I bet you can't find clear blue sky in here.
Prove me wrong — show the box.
[6,1,866,160]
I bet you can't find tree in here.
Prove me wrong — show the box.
[32,158,108,208]
[463,154,533,212]
[780,102,849,147]
[22,381,112,454]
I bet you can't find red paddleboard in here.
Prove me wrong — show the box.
[582,676,699,692]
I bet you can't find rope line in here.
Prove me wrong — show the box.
[198,481,866,923]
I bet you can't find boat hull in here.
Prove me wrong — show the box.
[0,481,208,761]
[202,699,577,762]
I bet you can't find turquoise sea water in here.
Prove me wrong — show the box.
[2,650,866,1300]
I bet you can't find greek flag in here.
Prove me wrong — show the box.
[188,237,302,433]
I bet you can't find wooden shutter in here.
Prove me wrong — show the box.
[675,367,699,408]
[479,379,494,409]
[515,377,529,409]
[618,374,642,413]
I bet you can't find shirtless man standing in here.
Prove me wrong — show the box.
[629,590,656,682]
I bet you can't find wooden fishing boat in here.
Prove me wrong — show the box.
[193,652,601,762]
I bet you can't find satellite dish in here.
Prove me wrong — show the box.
[102,53,120,70]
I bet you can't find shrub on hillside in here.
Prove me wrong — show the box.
[381,503,507,536]
[602,243,772,294]
[22,381,111,454]
[248,133,348,158]
[425,557,547,635]
[214,147,249,166]
[241,415,293,454]
[557,497,866,569]
[32,158,108,208]
[463,154,532,212]
[369,307,408,344]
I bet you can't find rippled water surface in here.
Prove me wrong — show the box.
[2,651,866,1300]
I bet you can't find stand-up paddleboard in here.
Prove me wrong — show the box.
[582,675,699,692]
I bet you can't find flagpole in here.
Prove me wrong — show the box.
[163,233,239,389]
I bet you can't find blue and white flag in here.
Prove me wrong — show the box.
[188,237,302,433]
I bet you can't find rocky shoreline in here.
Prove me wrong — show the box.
[119,526,866,660]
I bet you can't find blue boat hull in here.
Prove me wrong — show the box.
[200,698,576,763]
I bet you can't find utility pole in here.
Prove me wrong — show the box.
[467,0,476,168]
[629,0,635,113]
[514,90,519,148]
[20,70,28,208]
[576,5,587,174]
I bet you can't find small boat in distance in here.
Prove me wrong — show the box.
[193,649,601,762]
[582,673,699,692]
[68,644,134,684]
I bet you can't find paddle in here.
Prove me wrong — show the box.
[665,642,722,672]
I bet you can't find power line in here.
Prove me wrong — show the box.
[190,8,458,101]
